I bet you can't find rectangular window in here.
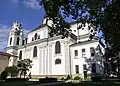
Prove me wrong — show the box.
[75,65,79,74]
[90,47,95,56]
[83,64,87,70]
[82,48,86,58]
[74,50,78,56]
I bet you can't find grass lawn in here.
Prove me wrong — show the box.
[0,81,26,86]
[70,82,120,86]
[1,81,120,86]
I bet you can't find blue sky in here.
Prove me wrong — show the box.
[0,0,45,51]
[0,0,104,51]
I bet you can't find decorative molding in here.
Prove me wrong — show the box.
[70,40,99,47]
[54,53,62,57]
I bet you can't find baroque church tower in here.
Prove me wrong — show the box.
[6,21,23,66]
[7,21,23,47]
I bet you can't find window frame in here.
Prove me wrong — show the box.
[33,46,37,57]
[75,65,79,74]
[19,50,22,60]
[55,59,61,64]
[34,33,38,40]
[75,50,78,56]
[82,48,86,58]
[90,47,95,56]
[55,41,61,54]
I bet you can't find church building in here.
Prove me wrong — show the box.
[6,19,105,78]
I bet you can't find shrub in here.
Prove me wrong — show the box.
[39,77,57,83]
[5,66,19,78]
[91,73,102,82]
[74,76,81,80]
[66,75,71,80]
[0,70,8,80]
[5,78,28,82]
[61,77,64,80]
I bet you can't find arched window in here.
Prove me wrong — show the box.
[34,33,37,40]
[10,37,12,45]
[16,37,19,45]
[55,59,61,64]
[19,51,22,60]
[33,46,37,57]
[55,41,61,54]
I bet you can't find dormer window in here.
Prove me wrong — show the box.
[34,33,37,40]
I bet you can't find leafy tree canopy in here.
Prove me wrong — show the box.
[17,59,32,78]
[39,0,120,77]
[39,0,120,56]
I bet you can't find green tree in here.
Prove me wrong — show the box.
[5,66,19,78]
[17,59,32,78]
[0,70,8,80]
[39,0,120,77]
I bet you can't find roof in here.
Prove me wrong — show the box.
[28,21,79,34]
[28,24,47,33]
[0,51,17,57]
[0,52,11,57]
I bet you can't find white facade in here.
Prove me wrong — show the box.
[6,20,105,78]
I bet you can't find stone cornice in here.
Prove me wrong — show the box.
[70,40,99,47]
[18,36,62,49]
[5,46,18,50]
[18,35,75,49]
[78,34,90,40]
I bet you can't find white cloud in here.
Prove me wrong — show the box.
[0,24,10,51]
[0,24,31,51]
[11,0,42,10]
[23,0,42,10]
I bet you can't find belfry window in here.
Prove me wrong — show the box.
[10,37,12,45]
[19,51,22,60]
[55,41,61,54]
[16,37,19,45]
[33,46,37,57]
[55,59,61,64]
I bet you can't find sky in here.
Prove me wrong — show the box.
[0,0,45,51]
[0,0,104,51]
